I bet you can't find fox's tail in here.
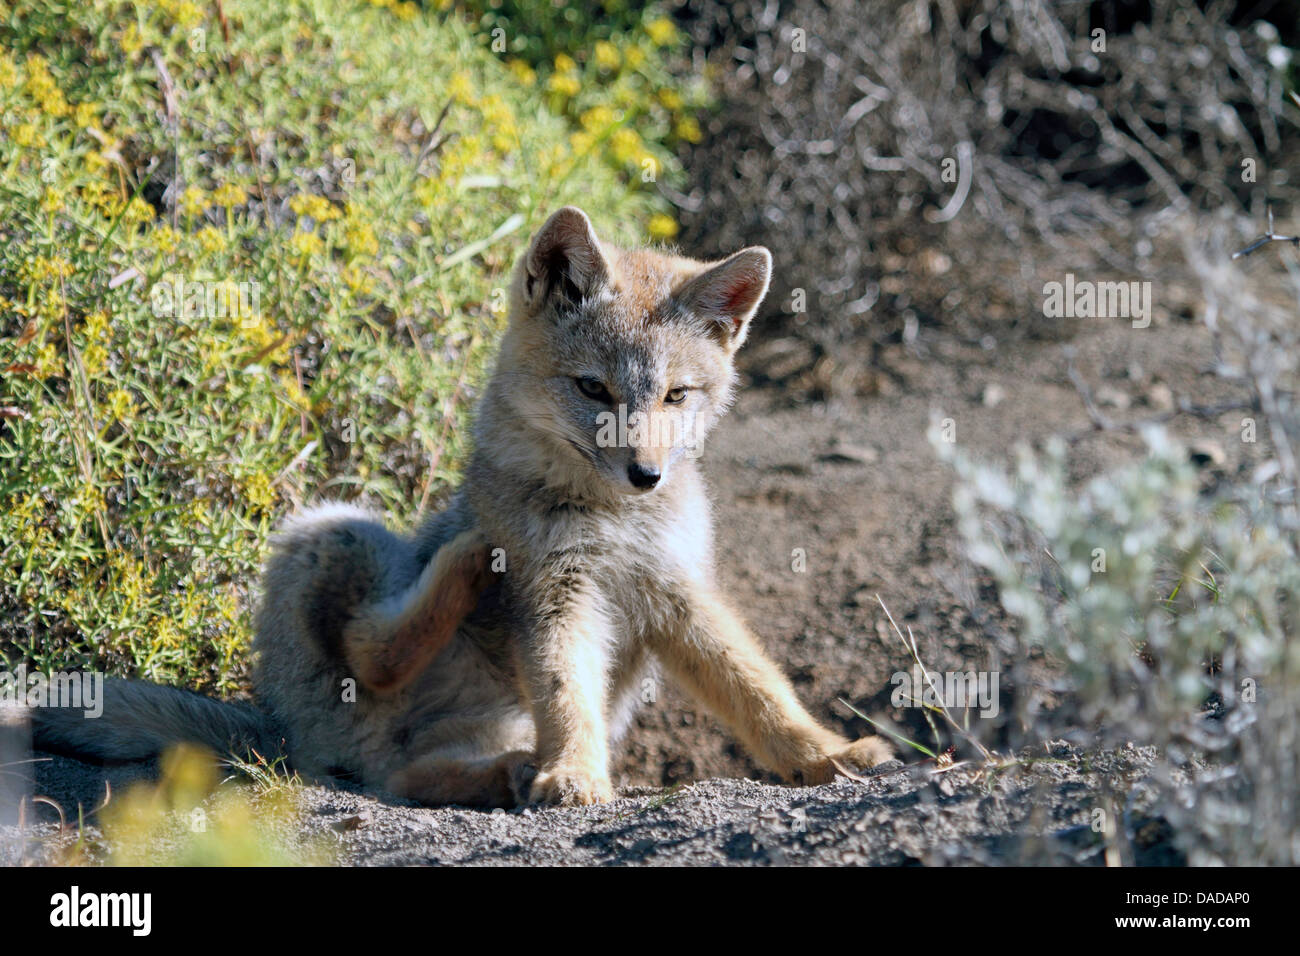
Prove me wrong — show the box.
[30,678,281,763]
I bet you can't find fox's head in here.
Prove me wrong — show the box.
[483,206,771,499]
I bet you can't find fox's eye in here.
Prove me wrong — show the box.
[664,387,688,405]
[575,377,612,403]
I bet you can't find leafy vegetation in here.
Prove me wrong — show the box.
[0,0,690,691]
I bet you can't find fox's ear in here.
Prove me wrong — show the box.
[522,206,610,313]
[676,247,772,351]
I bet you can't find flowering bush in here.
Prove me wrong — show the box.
[0,0,672,690]
[454,0,709,240]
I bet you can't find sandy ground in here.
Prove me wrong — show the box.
[4,306,1265,866]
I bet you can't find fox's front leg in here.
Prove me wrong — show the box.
[515,570,614,806]
[650,584,892,784]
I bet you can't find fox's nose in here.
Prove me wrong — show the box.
[627,462,661,489]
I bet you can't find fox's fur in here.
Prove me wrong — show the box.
[33,207,890,807]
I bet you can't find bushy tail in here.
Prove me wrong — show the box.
[31,678,281,764]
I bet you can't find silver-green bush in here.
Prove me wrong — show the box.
[936,224,1300,865]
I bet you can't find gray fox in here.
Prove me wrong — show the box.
[33,207,891,807]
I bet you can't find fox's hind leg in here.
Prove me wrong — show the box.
[385,749,536,809]
[342,529,493,694]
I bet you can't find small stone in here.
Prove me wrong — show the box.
[1094,385,1130,410]
[330,812,370,832]
[921,249,952,275]
[820,439,878,464]
[1146,382,1174,411]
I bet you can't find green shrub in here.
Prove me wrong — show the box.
[0,0,670,690]
[453,0,709,242]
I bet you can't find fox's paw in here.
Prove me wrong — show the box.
[527,766,614,807]
[506,754,538,807]
[799,736,894,785]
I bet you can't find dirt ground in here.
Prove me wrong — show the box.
[7,290,1269,866]
[12,742,1182,865]
[615,304,1261,789]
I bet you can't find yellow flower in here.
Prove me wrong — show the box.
[594,41,621,72]
[242,472,278,515]
[546,72,581,97]
[12,123,43,148]
[289,193,340,222]
[580,105,617,133]
[107,388,135,421]
[281,374,310,411]
[122,196,154,226]
[38,87,70,118]
[0,54,17,90]
[439,134,484,182]
[212,182,248,208]
[180,186,209,217]
[448,70,475,105]
[82,342,108,377]
[648,213,678,241]
[553,53,577,75]
[109,552,146,609]
[657,87,683,111]
[646,17,678,47]
[25,255,73,282]
[239,315,280,353]
[343,219,378,258]
[610,127,642,164]
[120,23,144,56]
[625,45,647,69]
[151,224,181,253]
[35,341,63,378]
[289,230,325,260]
[196,227,226,253]
[79,482,104,511]
[341,264,375,295]
[39,186,66,214]
[73,101,99,128]
[482,94,517,136]
[171,1,205,30]
[84,310,110,341]
[507,59,536,87]
[674,115,703,143]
